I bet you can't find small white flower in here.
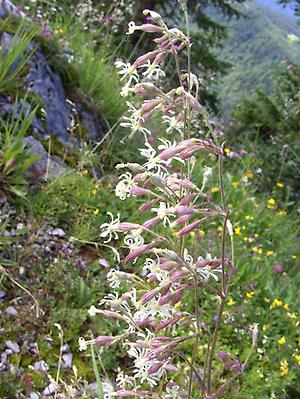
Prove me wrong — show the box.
[115,172,136,200]
[78,337,87,351]
[141,60,166,80]
[88,305,98,317]
[124,232,144,250]
[226,219,234,237]
[107,269,122,289]
[162,114,184,135]
[151,202,175,227]
[202,166,213,190]
[100,212,121,243]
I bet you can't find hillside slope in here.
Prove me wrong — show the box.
[213,1,300,111]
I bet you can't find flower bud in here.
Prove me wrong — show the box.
[178,220,201,237]
[130,187,151,196]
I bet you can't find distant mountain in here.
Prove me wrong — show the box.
[256,0,296,16]
[211,1,300,111]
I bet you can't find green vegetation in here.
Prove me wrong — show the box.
[213,2,300,111]
[0,0,299,398]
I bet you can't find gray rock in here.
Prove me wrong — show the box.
[5,341,20,353]
[1,351,8,363]
[0,0,25,18]
[24,136,69,181]
[5,306,17,316]
[25,49,75,145]
[61,343,70,353]
[42,382,57,396]
[34,360,49,372]
[62,352,72,368]
[75,101,105,141]
[51,228,65,237]
[16,223,25,230]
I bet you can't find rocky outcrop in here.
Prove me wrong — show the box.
[0,0,106,181]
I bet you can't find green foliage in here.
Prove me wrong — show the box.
[0,18,38,93]
[229,63,300,201]
[0,101,39,198]
[212,2,300,111]
[52,15,127,127]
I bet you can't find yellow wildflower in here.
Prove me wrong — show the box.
[280,360,289,376]
[211,186,219,193]
[92,209,99,216]
[262,324,269,331]
[246,291,255,299]
[267,198,276,209]
[199,230,205,237]
[271,299,283,308]
[232,181,239,189]
[227,298,236,306]
[276,182,284,188]
[267,250,274,256]
[278,210,287,216]
[257,248,263,255]
[245,215,253,221]
[283,303,289,311]
[278,336,286,345]
[224,148,231,154]
[294,354,300,365]
[246,171,254,179]
[252,246,258,252]
[91,189,97,196]
[82,169,89,176]
[189,231,195,238]
[248,237,254,243]
[288,312,297,319]
[234,226,241,235]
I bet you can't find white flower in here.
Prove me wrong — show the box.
[127,347,160,387]
[100,212,120,243]
[115,172,136,200]
[151,202,175,227]
[226,219,234,237]
[88,305,98,317]
[116,370,134,388]
[196,253,222,281]
[121,107,151,137]
[124,232,144,251]
[143,258,172,286]
[183,248,194,267]
[78,337,87,351]
[115,60,139,83]
[165,383,182,399]
[107,269,122,289]
[202,166,213,190]
[141,60,166,80]
[127,21,137,34]
[134,298,173,320]
[139,142,168,172]
[162,114,184,135]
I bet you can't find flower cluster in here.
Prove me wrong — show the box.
[80,6,257,399]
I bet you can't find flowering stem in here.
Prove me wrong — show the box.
[179,351,208,395]
[187,335,199,398]
[206,296,226,394]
